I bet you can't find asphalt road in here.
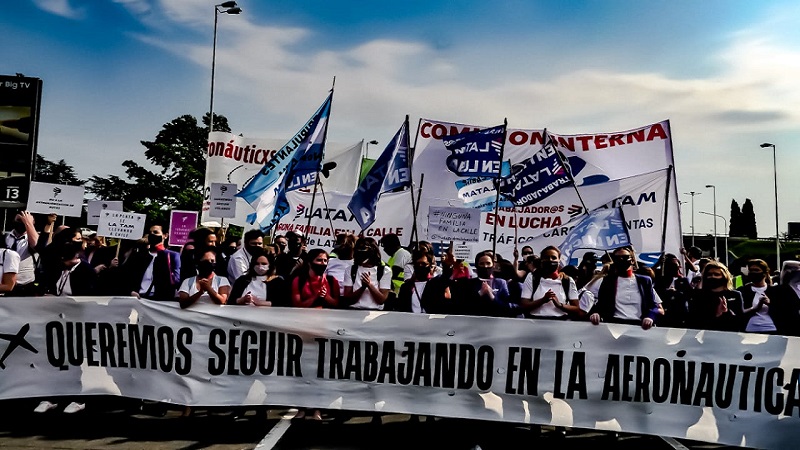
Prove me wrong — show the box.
[0,398,754,450]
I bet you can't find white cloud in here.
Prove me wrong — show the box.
[31,0,83,19]
[112,0,151,15]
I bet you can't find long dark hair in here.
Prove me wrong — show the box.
[293,248,328,289]
[245,248,277,280]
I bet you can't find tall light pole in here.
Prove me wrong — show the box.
[761,142,779,272]
[684,191,701,246]
[705,184,717,259]
[210,1,242,133]
[700,211,727,264]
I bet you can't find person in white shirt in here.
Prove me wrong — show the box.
[3,210,38,296]
[226,229,264,284]
[344,238,391,310]
[179,248,230,308]
[0,247,20,294]
[589,246,663,329]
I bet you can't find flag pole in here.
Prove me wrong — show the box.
[302,83,335,243]
[411,173,425,247]
[317,181,337,235]
[549,129,590,217]
[491,119,508,256]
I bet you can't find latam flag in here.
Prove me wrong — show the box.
[443,124,505,178]
[348,119,412,230]
[236,92,332,231]
[557,207,630,266]
[498,131,572,206]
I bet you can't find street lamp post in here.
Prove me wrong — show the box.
[705,184,717,260]
[210,1,242,133]
[684,191,701,246]
[700,211,727,264]
[761,143,779,272]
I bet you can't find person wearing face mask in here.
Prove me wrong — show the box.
[589,246,663,330]
[343,238,391,311]
[178,248,230,308]
[125,224,181,301]
[686,261,743,331]
[520,246,580,320]
[738,259,777,334]
[764,260,800,336]
[291,248,339,310]
[653,253,692,328]
[446,251,521,317]
[226,229,264,284]
[44,242,97,297]
[275,231,307,279]
[395,250,452,313]
[230,249,289,307]
[2,210,39,296]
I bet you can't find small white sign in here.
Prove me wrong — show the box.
[428,206,481,242]
[86,200,124,226]
[209,183,237,219]
[97,210,146,240]
[26,182,85,217]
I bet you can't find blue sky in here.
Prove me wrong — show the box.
[4,0,800,242]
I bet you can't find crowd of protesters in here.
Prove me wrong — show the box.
[3,209,800,418]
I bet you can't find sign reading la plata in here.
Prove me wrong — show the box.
[97,211,146,240]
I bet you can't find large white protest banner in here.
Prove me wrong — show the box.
[0,296,798,449]
[203,132,362,227]
[277,190,414,249]
[412,120,680,264]
[26,181,84,217]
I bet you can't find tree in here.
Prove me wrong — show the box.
[729,199,743,237]
[87,113,230,224]
[34,154,83,185]
[741,198,758,239]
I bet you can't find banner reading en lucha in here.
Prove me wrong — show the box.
[412,119,680,264]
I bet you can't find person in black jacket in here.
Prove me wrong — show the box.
[46,242,97,296]
[687,261,743,332]
[764,260,800,336]
[124,225,181,301]
[395,249,451,314]
[589,246,662,329]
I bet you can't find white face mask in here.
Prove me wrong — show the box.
[254,264,269,276]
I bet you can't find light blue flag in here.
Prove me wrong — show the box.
[558,207,630,266]
[236,93,332,230]
[347,119,411,230]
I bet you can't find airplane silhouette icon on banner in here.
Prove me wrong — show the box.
[0,324,38,369]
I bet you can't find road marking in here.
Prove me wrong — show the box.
[254,409,299,450]
[660,436,690,450]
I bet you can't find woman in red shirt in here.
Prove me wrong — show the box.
[291,248,339,309]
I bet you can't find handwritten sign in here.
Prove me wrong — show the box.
[428,206,480,242]
[26,182,84,217]
[209,183,237,219]
[97,211,146,240]
[86,200,123,226]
